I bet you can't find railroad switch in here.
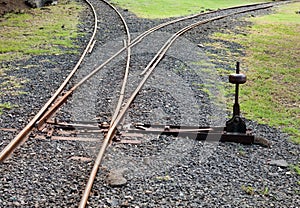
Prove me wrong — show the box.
[122,62,266,146]
[226,62,247,134]
[37,63,265,146]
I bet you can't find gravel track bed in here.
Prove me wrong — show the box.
[0,0,127,206]
[1,1,299,207]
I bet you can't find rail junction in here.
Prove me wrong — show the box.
[1,0,297,207]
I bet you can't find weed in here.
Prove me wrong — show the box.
[155,175,172,181]
[0,76,28,96]
[289,164,300,194]
[237,146,246,156]
[0,102,14,115]
[242,185,255,195]
[290,165,300,176]
[0,1,84,114]
[260,187,270,196]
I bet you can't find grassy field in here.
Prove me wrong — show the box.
[111,0,270,18]
[0,0,82,62]
[212,3,300,143]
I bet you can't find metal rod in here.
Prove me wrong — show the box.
[234,62,240,116]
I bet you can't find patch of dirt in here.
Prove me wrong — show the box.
[0,0,30,16]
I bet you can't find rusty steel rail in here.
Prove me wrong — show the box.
[0,0,98,162]
[140,4,274,76]
[0,2,277,207]
[0,1,278,162]
[100,0,131,128]
[0,1,280,207]
[0,0,134,162]
[36,0,132,130]
[35,1,277,131]
[94,0,133,128]
[78,4,274,207]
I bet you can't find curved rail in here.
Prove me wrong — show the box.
[0,0,98,161]
[0,1,278,163]
[0,0,131,161]
[0,1,280,206]
[31,1,278,130]
[78,3,274,207]
[103,0,131,126]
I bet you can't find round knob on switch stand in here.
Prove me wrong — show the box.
[229,73,246,84]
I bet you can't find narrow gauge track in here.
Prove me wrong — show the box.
[79,3,277,207]
[0,0,131,161]
[0,0,279,161]
[0,1,288,207]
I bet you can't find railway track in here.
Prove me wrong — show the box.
[0,0,294,207]
[0,1,277,160]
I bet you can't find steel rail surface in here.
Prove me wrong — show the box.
[106,2,273,125]
[0,0,133,161]
[36,0,132,129]
[0,0,98,162]
[78,0,132,205]
[0,2,276,162]
[33,1,277,131]
[78,4,273,207]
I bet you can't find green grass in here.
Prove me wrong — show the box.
[211,3,300,143]
[291,165,300,176]
[0,73,28,96]
[0,0,84,114]
[0,0,83,62]
[290,164,300,192]
[260,186,269,196]
[0,102,14,115]
[111,0,270,19]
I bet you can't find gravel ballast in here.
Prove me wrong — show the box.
[0,0,299,207]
